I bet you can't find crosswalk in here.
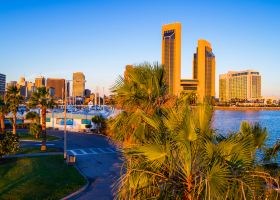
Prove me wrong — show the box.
[67,147,117,156]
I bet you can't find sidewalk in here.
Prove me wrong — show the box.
[71,153,122,200]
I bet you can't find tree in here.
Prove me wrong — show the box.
[92,115,105,134]
[109,64,278,199]
[29,87,55,151]
[0,131,19,158]
[0,96,9,134]
[26,111,41,139]
[6,86,24,135]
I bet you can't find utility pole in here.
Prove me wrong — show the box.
[63,80,67,160]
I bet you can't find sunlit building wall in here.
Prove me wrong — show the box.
[219,70,261,102]
[47,78,68,99]
[35,76,46,88]
[193,40,215,100]
[73,72,85,97]
[162,22,181,96]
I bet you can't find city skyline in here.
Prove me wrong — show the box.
[0,0,280,96]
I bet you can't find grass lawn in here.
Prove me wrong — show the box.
[18,132,60,141]
[17,146,62,154]
[0,155,86,200]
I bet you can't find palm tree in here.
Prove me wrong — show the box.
[109,63,278,199]
[26,111,41,139]
[6,86,24,135]
[92,115,105,134]
[0,96,8,134]
[29,87,55,151]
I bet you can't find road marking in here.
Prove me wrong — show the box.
[106,148,115,153]
[89,148,98,154]
[69,150,78,155]
[97,148,107,153]
[67,147,116,156]
[80,149,87,154]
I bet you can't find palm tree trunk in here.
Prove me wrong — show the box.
[0,113,5,134]
[41,107,47,151]
[12,112,17,135]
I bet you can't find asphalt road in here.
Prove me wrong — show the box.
[20,130,122,200]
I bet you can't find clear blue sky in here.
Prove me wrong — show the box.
[0,0,279,96]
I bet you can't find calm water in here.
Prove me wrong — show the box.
[212,110,280,147]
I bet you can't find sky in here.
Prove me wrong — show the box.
[0,0,280,96]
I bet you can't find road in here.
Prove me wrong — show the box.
[21,130,122,200]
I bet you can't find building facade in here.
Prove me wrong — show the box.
[6,81,17,88]
[162,22,181,96]
[35,76,46,88]
[47,78,67,99]
[219,70,261,102]
[18,77,26,86]
[192,40,216,100]
[73,72,85,97]
[0,73,6,96]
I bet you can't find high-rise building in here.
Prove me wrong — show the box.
[0,73,6,96]
[6,81,17,88]
[46,78,68,99]
[162,22,181,95]
[193,40,216,100]
[219,70,261,102]
[84,89,91,98]
[18,77,26,86]
[35,76,46,88]
[26,82,36,98]
[73,72,85,97]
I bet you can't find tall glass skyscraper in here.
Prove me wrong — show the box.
[0,73,6,96]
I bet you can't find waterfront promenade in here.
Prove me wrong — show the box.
[215,106,280,111]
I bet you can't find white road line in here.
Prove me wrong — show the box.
[79,149,87,154]
[89,148,98,154]
[106,148,115,153]
[97,148,107,153]
[69,150,78,156]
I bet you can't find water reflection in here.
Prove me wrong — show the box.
[212,110,280,146]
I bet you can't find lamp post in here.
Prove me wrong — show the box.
[64,80,72,160]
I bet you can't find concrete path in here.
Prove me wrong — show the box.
[72,153,122,200]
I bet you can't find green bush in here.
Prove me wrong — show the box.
[85,124,92,129]
[30,123,42,139]
[0,132,19,158]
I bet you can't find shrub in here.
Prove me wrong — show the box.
[30,123,42,139]
[85,124,92,129]
[0,132,19,158]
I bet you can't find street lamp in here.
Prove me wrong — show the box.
[64,80,72,160]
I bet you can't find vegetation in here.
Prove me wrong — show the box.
[29,87,55,151]
[26,111,41,139]
[109,63,280,199]
[17,131,59,141]
[5,86,24,135]
[0,96,8,134]
[92,115,106,134]
[0,132,19,158]
[0,155,86,200]
[16,146,61,154]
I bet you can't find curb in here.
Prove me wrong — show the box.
[61,165,90,200]
[4,152,64,158]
